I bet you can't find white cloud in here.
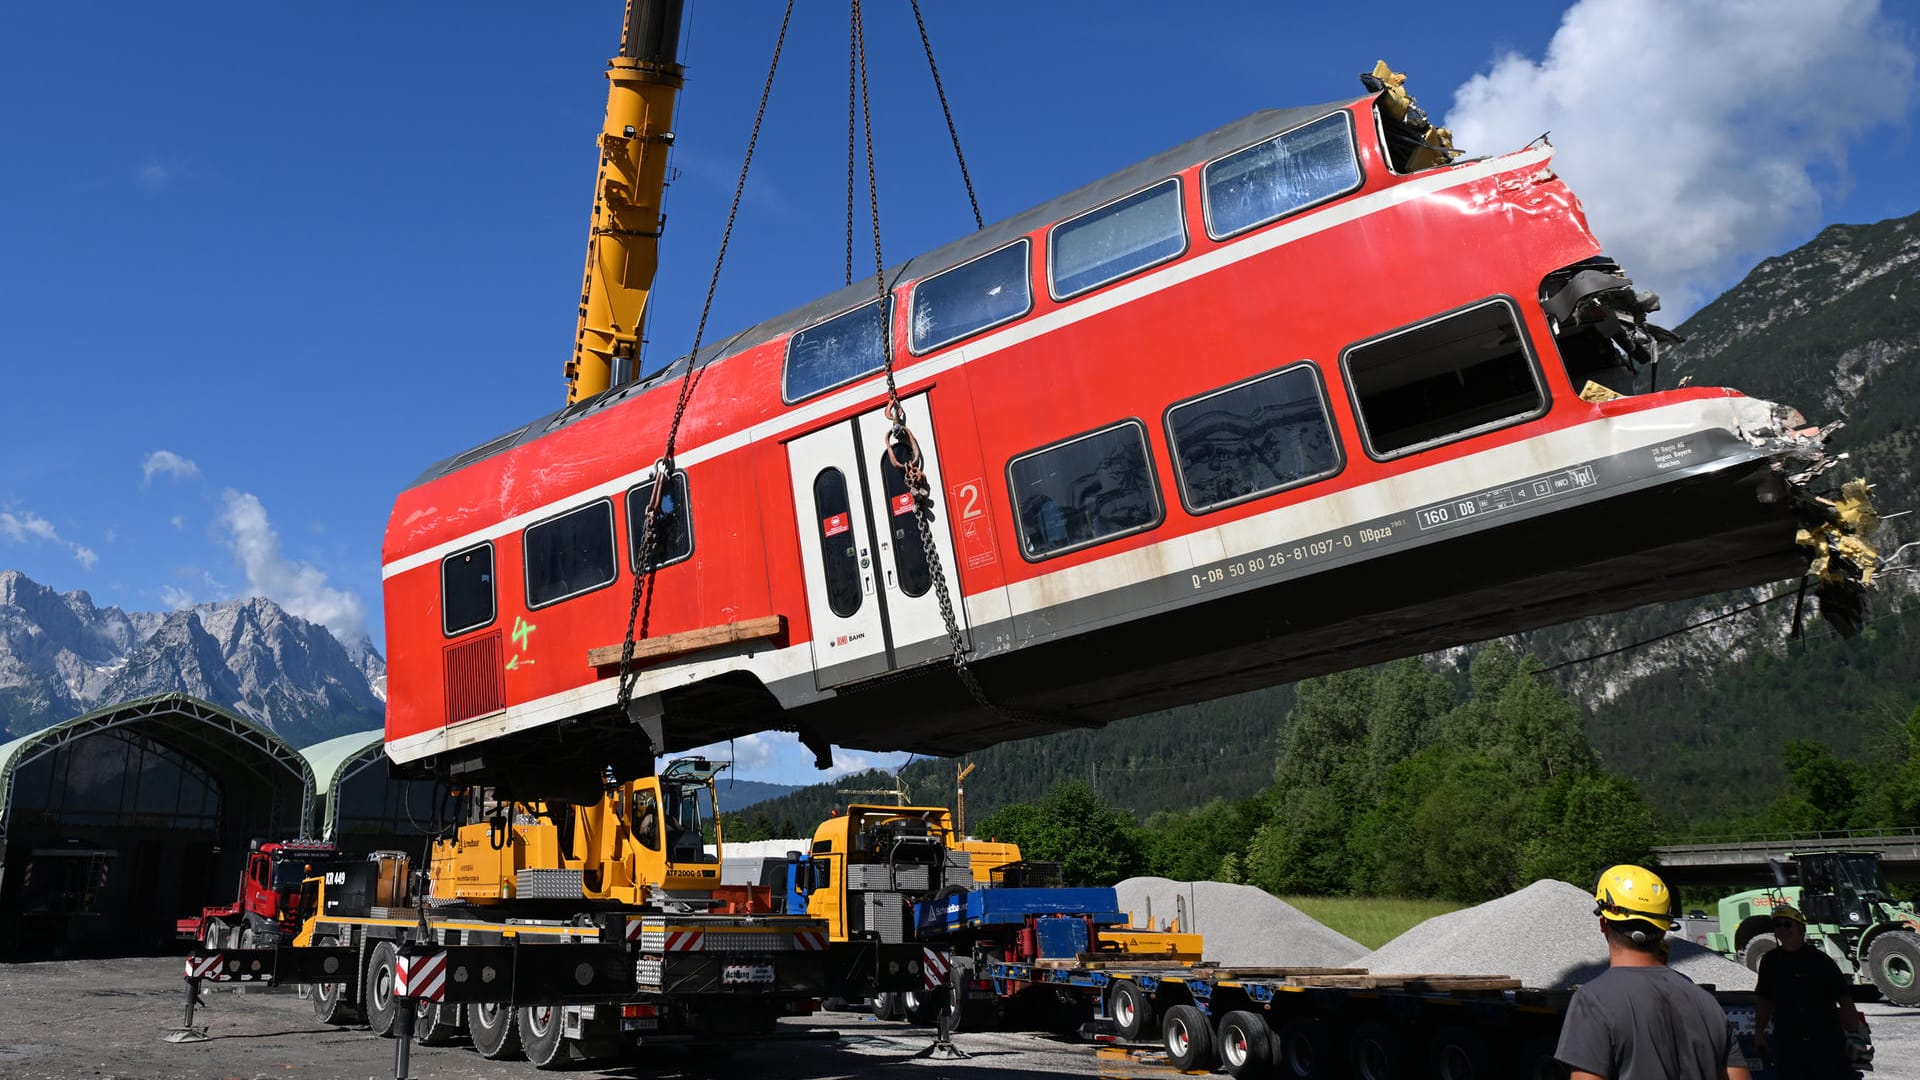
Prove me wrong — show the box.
[142,450,201,484]
[170,515,186,530]
[1443,0,1914,315]
[135,159,184,191]
[160,585,196,610]
[216,489,368,641]
[0,509,98,569]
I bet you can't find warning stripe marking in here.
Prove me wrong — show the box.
[396,951,449,1002]
[923,947,951,990]
[185,954,223,979]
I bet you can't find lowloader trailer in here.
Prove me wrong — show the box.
[1012,960,1772,1080]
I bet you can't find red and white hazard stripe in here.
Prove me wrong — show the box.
[626,919,644,943]
[793,929,828,952]
[396,951,449,1002]
[663,930,703,952]
[922,947,951,990]
[185,953,223,980]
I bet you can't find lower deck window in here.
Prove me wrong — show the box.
[524,500,617,608]
[1167,365,1340,512]
[1343,300,1545,458]
[627,472,693,572]
[1008,421,1161,559]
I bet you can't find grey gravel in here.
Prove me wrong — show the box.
[1363,879,1757,990]
[1112,876,1369,968]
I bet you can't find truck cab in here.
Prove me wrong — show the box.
[177,838,342,947]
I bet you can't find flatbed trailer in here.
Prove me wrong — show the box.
[989,958,1768,1079]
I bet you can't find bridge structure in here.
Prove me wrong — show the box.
[1653,829,1920,887]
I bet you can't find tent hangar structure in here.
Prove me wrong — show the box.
[300,728,442,857]
[0,693,312,959]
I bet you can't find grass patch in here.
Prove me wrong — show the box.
[1280,895,1466,951]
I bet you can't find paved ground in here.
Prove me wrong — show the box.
[0,958,1911,1079]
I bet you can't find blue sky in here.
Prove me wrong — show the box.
[2,1,1914,783]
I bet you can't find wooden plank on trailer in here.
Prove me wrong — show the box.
[1208,966,1367,979]
[587,615,785,669]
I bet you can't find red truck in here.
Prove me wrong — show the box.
[175,838,346,949]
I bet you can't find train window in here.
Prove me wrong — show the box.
[1204,113,1361,240]
[1342,299,1546,458]
[812,468,864,617]
[785,297,892,403]
[875,445,931,597]
[626,471,693,572]
[524,499,618,609]
[1166,364,1342,513]
[1049,179,1187,300]
[441,543,496,636]
[909,240,1032,354]
[1008,421,1163,560]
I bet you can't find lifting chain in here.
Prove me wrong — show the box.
[615,0,798,731]
[851,1,1001,717]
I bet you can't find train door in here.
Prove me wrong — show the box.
[786,394,971,690]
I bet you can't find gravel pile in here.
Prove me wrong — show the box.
[1113,877,1369,968]
[1363,879,1756,990]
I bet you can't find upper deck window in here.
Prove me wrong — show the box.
[1008,421,1163,560]
[909,240,1032,354]
[626,471,693,572]
[785,297,892,403]
[524,499,617,609]
[1049,179,1187,300]
[1204,113,1362,240]
[1342,299,1546,459]
[1166,364,1342,513]
[441,543,496,636]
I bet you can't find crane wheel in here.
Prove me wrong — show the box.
[310,936,362,1025]
[870,992,903,1021]
[363,942,399,1038]
[470,1001,522,1060]
[415,1002,464,1046]
[519,1003,569,1068]
[1276,1017,1340,1079]
[1349,1020,1415,1080]
[1431,1025,1504,1080]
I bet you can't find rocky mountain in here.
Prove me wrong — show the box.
[0,569,385,747]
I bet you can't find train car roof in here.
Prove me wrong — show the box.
[411,96,1363,489]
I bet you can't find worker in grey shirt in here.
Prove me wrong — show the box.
[1557,865,1753,1080]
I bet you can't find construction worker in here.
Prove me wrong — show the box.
[1754,904,1864,1080]
[1556,865,1753,1080]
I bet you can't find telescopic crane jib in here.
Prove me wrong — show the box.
[565,0,686,403]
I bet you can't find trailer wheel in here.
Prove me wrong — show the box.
[1162,1003,1215,1072]
[871,991,903,1021]
[363,941,399,1038]
[201,919,230,950]
[311,936,362,1025]
[1741,932,1779,973]
[519,1003,568,1068]
[1218,1010,1274,1078]
[1108,979,1155,1040]
[415,1002,463,1046]
[1431,1025,1503,1080]
[1867,932,1920,1006]
[1350,1020,1416,1080]
[470,1001,522,1060]
[904,989,946,1026]
[1276,1017,1339,1079]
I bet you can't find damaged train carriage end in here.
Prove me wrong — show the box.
[379,67,1876,798]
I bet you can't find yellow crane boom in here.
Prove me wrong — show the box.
[565,0,686,403]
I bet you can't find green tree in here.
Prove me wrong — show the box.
[976,781,1146,885]
[1517,770,1657,888]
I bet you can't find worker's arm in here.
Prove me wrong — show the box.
[1752,996,1773,1059]
[1724,1065,1753,1080]
[1572,1072,1604,1080]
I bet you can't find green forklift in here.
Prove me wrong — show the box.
[1705,849,1920,1005]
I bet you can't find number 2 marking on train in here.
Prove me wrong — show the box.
[957,482,985,520]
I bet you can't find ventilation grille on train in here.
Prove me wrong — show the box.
[444,632,506,726]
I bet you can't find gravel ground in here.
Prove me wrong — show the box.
[1364,879,1757,990]
[0,957,1113,1080]
[1112,877,1368,968]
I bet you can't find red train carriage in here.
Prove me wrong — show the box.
[383,89,1840,797]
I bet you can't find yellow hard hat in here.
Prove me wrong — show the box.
[1593,864,1677,932]
[1771,904,1806,925]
